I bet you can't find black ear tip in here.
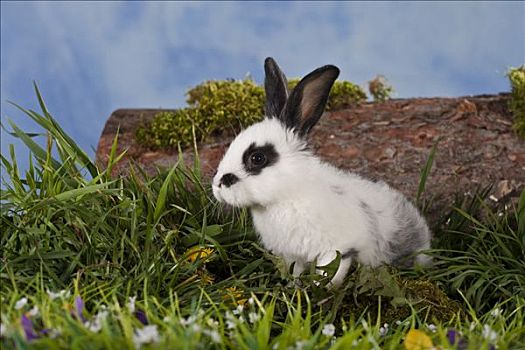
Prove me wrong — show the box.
[325,65,340,79]
[264,57,278,71]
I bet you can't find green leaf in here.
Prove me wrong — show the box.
[417,139,439,206]
[154,164,179,222]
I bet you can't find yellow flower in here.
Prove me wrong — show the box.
[223,286,247,306]
[185,246,215,263]
[404,329,434,350]
[197,270,215,285]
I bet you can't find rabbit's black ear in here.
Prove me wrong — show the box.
[264,57,289,119]
[281,65,339,137]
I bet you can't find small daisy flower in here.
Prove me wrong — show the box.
[490,308,503,318]
[482,324,497,342]
[248,312,260,324]
[180,315,197,327]
[132,325,160,349]
[322,323,336,337]
[85,310,109,333]
[295,340,308,350]
[204,329,221,344]
[27,306,39,317]
[15,297,28,310]
[379,323,389,337]
[225,313,236,329]
[248,297,255,305]
[127,296,137,313]
[46,290,70,300]
[0,323,6,337]
[233,304,244,315]
[426,324,437,333]
[206,318,219,328]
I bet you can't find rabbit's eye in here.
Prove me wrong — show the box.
[250,152,267,166]
[242,142,279,175]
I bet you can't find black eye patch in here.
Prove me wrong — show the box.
[242,142,279,175]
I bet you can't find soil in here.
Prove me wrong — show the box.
[96,93,524,225]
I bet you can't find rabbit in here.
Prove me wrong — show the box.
[212,57,432,287]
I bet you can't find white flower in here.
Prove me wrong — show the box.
[15,297,28,310]
[322,323,336,337]
[191,324,202,333]
[482,324,497,342]
[469,321,477,331]
[203,329,221,344]
[206,318,219,328]
[180,315,197,327]
[295,340,308,350]
[379,323,389,337]
[233,305,244,315]
[0,323,6,337]
[426,323,437,333]
[127,296,137,313]
[490,308,503,318]
[27,306,39,317]
[133,325,160,349]
[46,290,70,300]
[248,297,255,305]
[248,312,260,324]
[85,310,109,333]
[163,316,171,322]
[47,328,61,339]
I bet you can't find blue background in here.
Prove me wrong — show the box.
[1,1,524,176]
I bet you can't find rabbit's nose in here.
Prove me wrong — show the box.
[220,173,239,188]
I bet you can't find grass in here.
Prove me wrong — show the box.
[1,86,524,349]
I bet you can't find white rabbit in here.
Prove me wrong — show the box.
[212,57,432,287]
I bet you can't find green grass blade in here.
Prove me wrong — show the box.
[416,139,438,206]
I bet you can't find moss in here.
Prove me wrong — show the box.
[508,65,525,139]
[136,78,366,150]
[306,265,464,325]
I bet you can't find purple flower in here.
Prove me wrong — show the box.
[135,310,148,325]
[74,296,87,323]
[447,329,468,350]
[21,314,38,341]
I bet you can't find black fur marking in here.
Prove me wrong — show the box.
[388,199,429,267]
[342,248,359,260]
[242,142,279,175]
[220,173,239,188]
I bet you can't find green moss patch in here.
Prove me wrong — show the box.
[508,65,525,139]
[136,78,366,150]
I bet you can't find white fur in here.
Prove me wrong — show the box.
[213,118,432,287]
